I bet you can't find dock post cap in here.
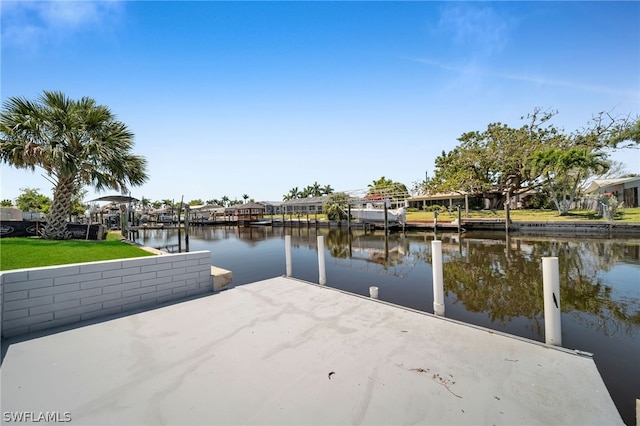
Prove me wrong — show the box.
[369,286,379,299]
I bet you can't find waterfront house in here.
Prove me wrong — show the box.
[408,191,484,211]
[281,196,328,216]
[225,202,266,221]
[189,204,223,222]
[259,201,283,215]
[586,176,640,208]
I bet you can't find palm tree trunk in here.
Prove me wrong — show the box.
[43,177,75,239]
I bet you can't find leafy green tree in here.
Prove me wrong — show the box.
[367,176,409,201]
[322,184,334,195]
[69,189,88,219]
[430,109,560,209]
[1,199,13,207]
[15,187,51,213]
[152,200,163,210]
[593,114,639,149]
[429,109,633,211]
[189,199,204,206]
[0,91,148,239]
[323,192,349,221]
[531,147,609,215]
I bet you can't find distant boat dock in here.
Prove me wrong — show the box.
[134,217,640,234]
[1,276,623,425]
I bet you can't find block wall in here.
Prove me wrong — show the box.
[1,251,213,338]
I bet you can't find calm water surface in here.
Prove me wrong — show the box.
[137,226,640,425]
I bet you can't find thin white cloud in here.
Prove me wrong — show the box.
[437,4,512,56]
[1,1,124,48]
[411,57,637,98]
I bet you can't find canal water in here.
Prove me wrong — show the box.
[137,226,640,425]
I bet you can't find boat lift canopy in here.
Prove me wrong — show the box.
[89,195,139,203]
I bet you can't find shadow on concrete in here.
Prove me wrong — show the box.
[0,289,229,366]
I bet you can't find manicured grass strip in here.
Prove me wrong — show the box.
[0,235,154,271]
[405,208,640,222]
[270,208,640,222]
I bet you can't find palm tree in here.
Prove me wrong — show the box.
[221,195,230,207]
[322,184,334,195]
[0,91,148,239]
[288,187,300,199]
[323,192,349,221]
[242,193,249,203]
[140,197,151,213]
[310,181,322,197]
[531,147,610,215]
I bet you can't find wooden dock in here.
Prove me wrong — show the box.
[1,276,622,425]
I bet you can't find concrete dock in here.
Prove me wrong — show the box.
[1,276,622,425]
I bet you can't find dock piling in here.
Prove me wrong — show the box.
[542,257,562,346]
[317,235,326,285]
[285,235,292,277]
[369,286,379,299]
[431,240,445,316]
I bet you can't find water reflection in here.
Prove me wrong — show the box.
[439,234,640,339]
[140,227,640,338]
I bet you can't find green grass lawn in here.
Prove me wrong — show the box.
[270,208,640,222]
[405,207,640,222]
[0,232,154,271]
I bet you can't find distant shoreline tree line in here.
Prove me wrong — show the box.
[1,91,638,238]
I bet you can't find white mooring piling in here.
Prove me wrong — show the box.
[369,286,379,299]
[285,235,292,277]
[317,235,326,285]
[542,256,562,346]
[431,240,445,316]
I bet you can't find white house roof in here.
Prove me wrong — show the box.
[190,204,223,211]
[586,176,640,193]
[281,196,329,206]
[408,191,470,201]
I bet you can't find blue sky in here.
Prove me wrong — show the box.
[2,1,639,205]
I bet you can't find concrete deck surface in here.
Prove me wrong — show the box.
[1,276,622,425]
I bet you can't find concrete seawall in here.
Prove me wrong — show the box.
[511,221,640,234]
[405,220,640,234]
[0,251,225,338]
